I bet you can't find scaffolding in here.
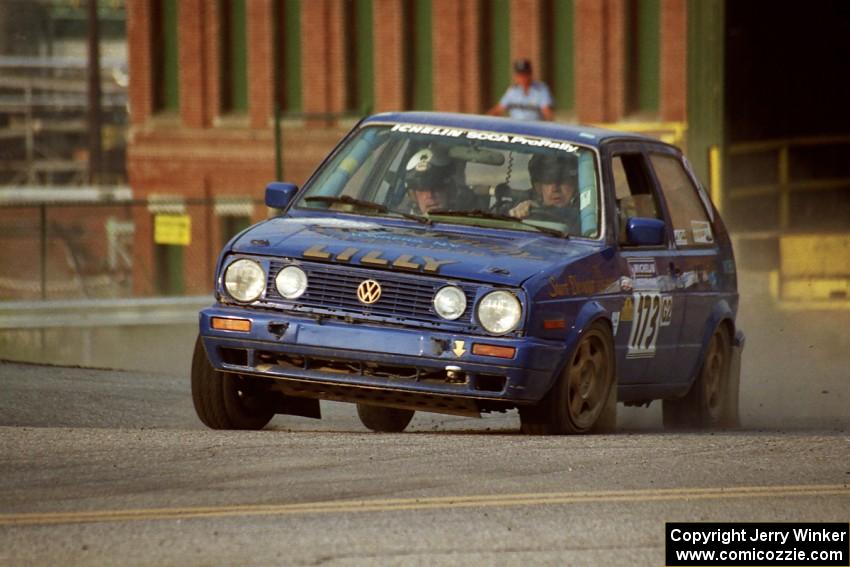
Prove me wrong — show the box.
[0,55,128,186]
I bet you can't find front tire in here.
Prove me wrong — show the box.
[356,404,415,433]
[191,336,275,430]
[663,325,737,429]
[520,321,616,435]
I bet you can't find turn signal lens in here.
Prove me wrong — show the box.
[471,343,516,359]
[211,317,252,332]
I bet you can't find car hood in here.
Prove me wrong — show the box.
[230,215,599,286]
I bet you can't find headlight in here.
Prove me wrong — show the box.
[477,290,522,334]
[275,265,308,299]
[433,286,467,320]
[224,259,265,302]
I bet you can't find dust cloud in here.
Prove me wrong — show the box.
[733,270,848,429]
[619,269,849,431]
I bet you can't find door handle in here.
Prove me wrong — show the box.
[668,261,681,277]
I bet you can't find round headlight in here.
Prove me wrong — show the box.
[433,286,467,320]
[275,265,308,299]
[477,290,522,334]
[224,259,265,302]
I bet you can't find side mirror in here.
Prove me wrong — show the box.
[626,217,666,246]
[265,182,299,209]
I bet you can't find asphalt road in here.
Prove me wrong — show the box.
[1,270,849,566]
[0,360,848,566]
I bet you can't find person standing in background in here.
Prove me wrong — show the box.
[487,58,554,121]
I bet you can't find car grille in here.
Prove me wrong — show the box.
[265,260,477,327]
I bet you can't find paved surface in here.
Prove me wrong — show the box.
[1,270,849,566]
[0,361,848,566]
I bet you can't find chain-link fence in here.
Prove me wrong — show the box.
[0,196,265,301]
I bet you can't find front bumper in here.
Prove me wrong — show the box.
[199,305,565,409]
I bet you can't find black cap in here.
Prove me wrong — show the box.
[513,58,532,74]
[529,153,578,184]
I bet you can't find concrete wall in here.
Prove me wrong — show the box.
[0,297,209,375]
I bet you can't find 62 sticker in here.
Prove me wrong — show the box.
[660,295,673,326]
[627,292,668,358]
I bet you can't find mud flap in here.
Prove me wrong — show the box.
[275,395,322,419]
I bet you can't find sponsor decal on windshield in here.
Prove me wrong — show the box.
[390,123,580,153]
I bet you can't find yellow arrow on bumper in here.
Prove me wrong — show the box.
[452,340,466,357]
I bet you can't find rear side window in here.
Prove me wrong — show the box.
[650,154,714,246]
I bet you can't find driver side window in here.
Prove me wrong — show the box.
[611,153,664,244]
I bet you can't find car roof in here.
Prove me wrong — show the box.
[362,111,665,148]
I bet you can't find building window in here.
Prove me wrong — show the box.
[155,244,184,296]
[344,0,374,116]
[625,0,660,115]
[275,0,302,114]
[151,0,179,113]
[403,0,432,110]
[215,198,254,247]
[220,216,251,248]
[219,0,248,114]
[481,0,510,110]
[542,0,575,114]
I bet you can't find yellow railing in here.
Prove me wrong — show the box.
[727,135,850,231]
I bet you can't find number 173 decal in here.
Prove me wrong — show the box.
[626,292,673,358]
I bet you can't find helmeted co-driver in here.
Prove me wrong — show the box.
[509,153,580,232]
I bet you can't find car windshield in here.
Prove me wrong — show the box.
[295,123,601,238]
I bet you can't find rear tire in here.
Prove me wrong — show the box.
[663,325,737,429]
[520,321,616,435]
[191,336,275,430]
[356,404,414,433]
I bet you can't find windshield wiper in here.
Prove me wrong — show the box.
[304,195,430,224]
[426,208,567,237]
[304,195,387,211]
[390,210,431,224]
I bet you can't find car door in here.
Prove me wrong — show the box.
[604,142,686,386]
[646,147,721,384]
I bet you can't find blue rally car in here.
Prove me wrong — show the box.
[192,112,744,434]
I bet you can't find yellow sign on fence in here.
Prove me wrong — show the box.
[154,214,191,246]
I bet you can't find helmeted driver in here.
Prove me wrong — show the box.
[404,148,455,214]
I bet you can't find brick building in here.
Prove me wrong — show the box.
[126,0,850,294]
[127,0,697,295]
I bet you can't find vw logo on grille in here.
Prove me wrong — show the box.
[356,279,382,304]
